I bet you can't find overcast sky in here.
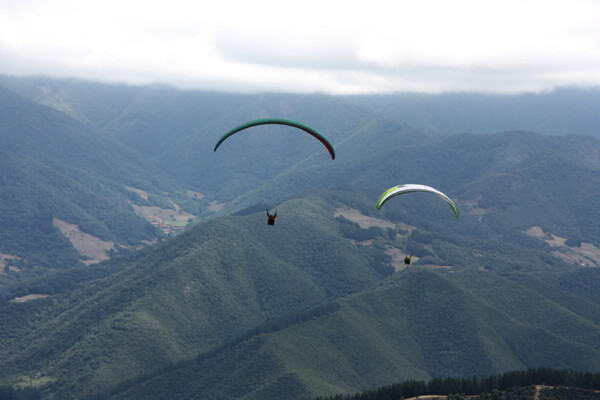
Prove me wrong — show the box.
[1,0,599,94]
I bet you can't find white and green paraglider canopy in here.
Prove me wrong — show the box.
[376,184,458,218]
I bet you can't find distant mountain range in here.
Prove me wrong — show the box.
[0,76,599,400]
[343,88,600,137]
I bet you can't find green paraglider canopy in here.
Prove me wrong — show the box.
[377,184,459,218]
[214,118,335,159]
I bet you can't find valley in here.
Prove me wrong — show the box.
[125,187,196,236]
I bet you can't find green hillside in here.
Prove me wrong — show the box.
[231,130,600,249]
[0,85,203,270]
[0,193,394,399]
[0,76,433,200]
[1,184,598,399]
[108,269,600,400]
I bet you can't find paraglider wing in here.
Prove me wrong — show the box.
[376,184,459,218]
[214,118,335,159]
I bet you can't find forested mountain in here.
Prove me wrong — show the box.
[0,85,203,270]
[107,267,600,400]
[0,76,599,400]
[228,130,600,250]
[0,192,393,398]
[1,182,598,399]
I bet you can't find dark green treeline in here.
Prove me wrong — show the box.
[311,368,600,400]
[0,385,41,400]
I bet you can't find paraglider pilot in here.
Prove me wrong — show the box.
[404,253,413,265]
[266,208,277,226]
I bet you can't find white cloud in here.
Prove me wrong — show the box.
[1,0,599,93]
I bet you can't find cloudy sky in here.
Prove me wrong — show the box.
[1,0,599,94]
